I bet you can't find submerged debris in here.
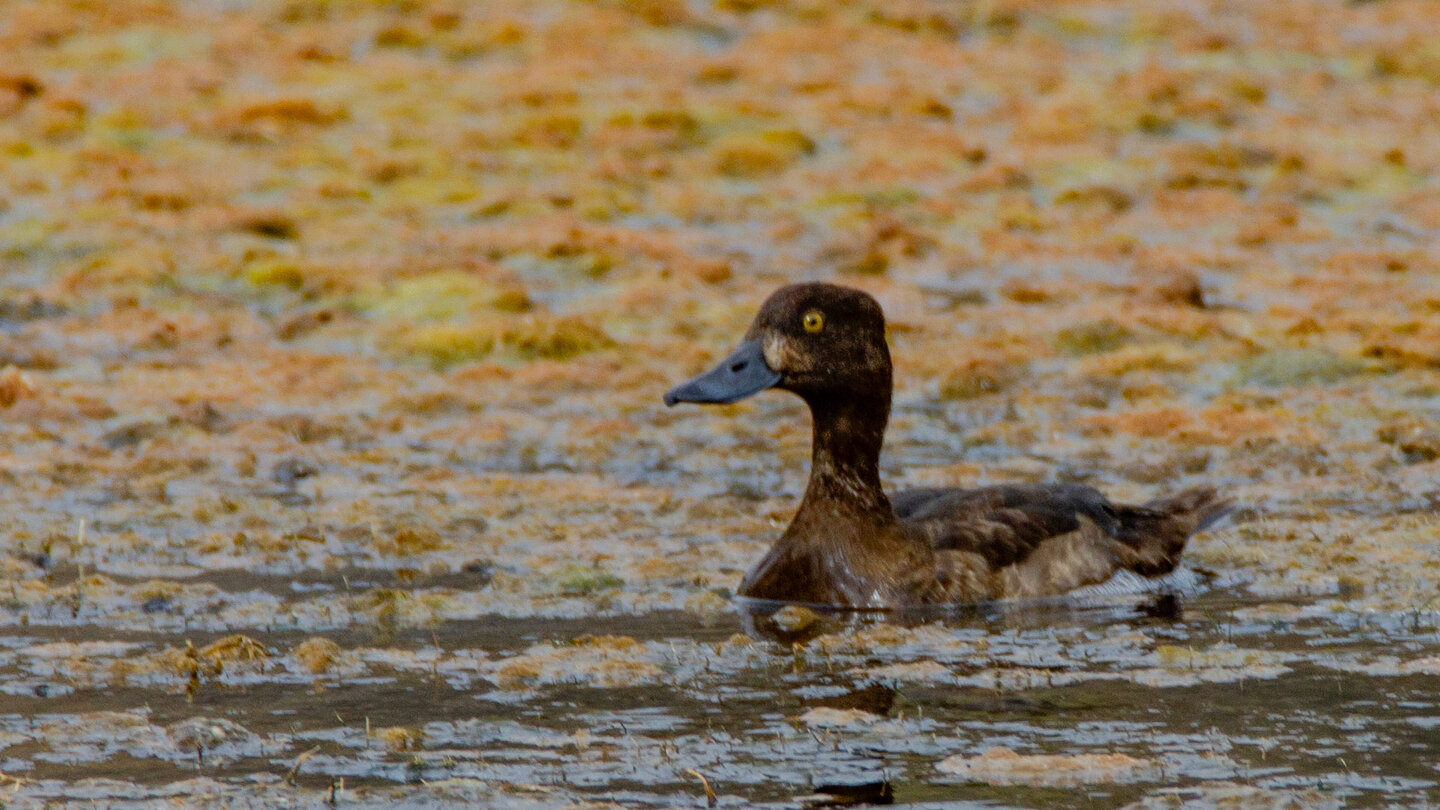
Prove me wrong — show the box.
[0,364,37,407]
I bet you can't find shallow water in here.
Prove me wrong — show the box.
[2,580,1437,809]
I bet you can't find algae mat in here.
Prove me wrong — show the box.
[1,0,1439,806]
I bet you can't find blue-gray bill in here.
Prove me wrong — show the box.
[664,339,781,406]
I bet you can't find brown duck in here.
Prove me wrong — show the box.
[664,282,1231,608]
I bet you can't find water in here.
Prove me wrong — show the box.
[1,578,1436,808]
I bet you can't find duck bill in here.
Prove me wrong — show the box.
[664,339,781,406]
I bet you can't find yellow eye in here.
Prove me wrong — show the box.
[802,310,824,333]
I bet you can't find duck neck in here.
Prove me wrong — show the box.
[796,391,894,521]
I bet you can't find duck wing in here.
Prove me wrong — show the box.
[893,483,1123,568]
[895,483,1232,601]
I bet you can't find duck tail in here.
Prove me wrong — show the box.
[1140,485,1235,532]
[1114,485,1234,577]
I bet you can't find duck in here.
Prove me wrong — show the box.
[663,282,1232,608]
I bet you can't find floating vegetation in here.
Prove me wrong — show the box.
[1232,347,1371,388]
[551,564,624,596]
[711,129,815,177]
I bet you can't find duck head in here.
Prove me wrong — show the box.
[664,283,892,407]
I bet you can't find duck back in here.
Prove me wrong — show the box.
[901,483,1232,602]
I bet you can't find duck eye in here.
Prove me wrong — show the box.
[802,310,824,333]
